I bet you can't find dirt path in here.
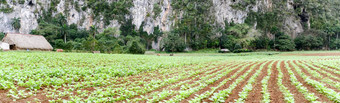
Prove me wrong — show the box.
[268,61,285,103]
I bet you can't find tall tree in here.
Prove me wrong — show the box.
[89,25,99,50]
[61,24,69,43]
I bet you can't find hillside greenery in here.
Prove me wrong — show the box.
[1,0,339,53]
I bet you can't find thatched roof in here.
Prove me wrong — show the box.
[2,33,53,50]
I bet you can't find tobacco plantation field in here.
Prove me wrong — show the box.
[0,51,339,103]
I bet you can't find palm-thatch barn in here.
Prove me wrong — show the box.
[1,33,53,51]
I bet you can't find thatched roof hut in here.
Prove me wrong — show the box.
[1,33,53,51]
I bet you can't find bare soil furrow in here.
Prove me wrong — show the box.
[280,61,308,103]
[125,64,231,99]
[300,61,340,81]
[268,61,285,103]
[132,62,242,102]
[202,62,260,102]
[245,61,272,103]
[290,61,333,102]
[304,61,340,78]
[224,62,264,102]
[180,62,249,102]
[294,61,340,92]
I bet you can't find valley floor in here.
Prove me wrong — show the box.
[0,51,339,102]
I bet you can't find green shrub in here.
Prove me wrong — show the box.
[53,39,73,51]
[0,32,4,40]
[220,35,236,51]
[11,17,21,31]
[275,35,295,51]
[163,32,186,52]
[330,39,340,50]
[18,0,25,4]
[128,41,145,54]
[233,49,253,53]
[295,35,323,50]
[250,36,271,50]
[234,43,242,50]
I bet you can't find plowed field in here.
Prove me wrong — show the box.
[0,52,339,103]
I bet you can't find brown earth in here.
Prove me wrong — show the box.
[130,62,237,102]
[245,61,272,103]
[295,61,340,92]
[202,62,260,102]
[1,59,339,103]
[281,52,340,56]
[180,62,251,102]
[224,61,265,102]
[280,61,308,103]
[268,61,285,103]
[291,61,333,102]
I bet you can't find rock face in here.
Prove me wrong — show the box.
[0,0,305,49]
[0,0,39,34]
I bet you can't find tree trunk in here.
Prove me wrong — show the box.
[273,33,276,50]
[147,41,150,50]
[185,33,187,45]
[337,33,339,50]
[64,34,67,43]
[329,35,331,50]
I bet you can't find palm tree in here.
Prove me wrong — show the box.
[89,25,98,37]
[89,25,99,50]
[61,24,69,43]
[11,17,21,32]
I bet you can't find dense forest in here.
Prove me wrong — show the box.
[0,0,339,53]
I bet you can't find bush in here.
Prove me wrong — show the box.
[0,32,4,40]
[234,43,242,50]
[128,41,145,54]
[275,35,295,51]
[220,35,236,51]
[233,49,253,53]
[250,36,271,50]
[330,39,340,50]
[295,35,323,50]
[53,39,73,51]
[163,32,186,52]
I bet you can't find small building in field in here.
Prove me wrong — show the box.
[0,42,10,51]
[1,33,53,51]
[219,49,230,53]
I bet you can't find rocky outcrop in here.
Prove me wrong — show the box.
[0,0,305,44]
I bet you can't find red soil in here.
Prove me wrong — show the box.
[224,61,265,102]
[180,62,250,102]
[245,61,272,102]
[202,62,260,102]
[268,61,285,103]
[282,52,340,56]
[279,61,308,102]
[291,61,333,102]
